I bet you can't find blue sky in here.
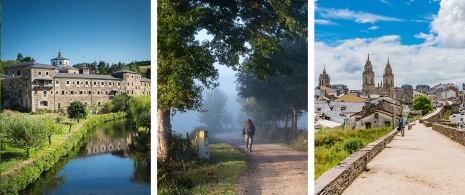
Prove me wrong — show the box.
[2,0,150,65]
[314,0,465,90]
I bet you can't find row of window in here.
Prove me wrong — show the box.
[40,101,102,108]
[40,89,151,97]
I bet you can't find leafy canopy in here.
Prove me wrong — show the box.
[412,95,433,115]
[67,101,88,121]
[157,0,307,113]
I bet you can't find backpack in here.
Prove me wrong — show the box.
[245,122,255,136]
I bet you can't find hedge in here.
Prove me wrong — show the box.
[0,112,126,194]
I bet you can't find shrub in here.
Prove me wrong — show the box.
[343,137,364,153]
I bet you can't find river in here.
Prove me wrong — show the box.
[20,121,151,194]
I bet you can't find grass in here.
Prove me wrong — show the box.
[407,115,422,123]
[158,142,246,195]
[314,126,392,179]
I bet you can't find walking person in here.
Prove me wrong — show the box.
[243,119,256,152]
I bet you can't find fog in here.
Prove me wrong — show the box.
[171,30,308,135]
[171,64,308,135]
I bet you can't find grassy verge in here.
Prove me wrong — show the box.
[158,141,246,195]
[281,130,308,152]
[314,126,392,179]
[408,114,422,123]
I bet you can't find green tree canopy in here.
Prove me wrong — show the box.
[3,114,48,158]
[112,93,131,112]
[412,95,433,115]
[67,101,88,122]
[127,95,151,131]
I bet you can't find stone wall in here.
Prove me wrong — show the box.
[314,128,399,195]
[432,123,465,146]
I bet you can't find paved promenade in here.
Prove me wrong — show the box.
[343,119,465,194]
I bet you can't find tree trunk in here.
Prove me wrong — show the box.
[284,108,289,130]
[292,106,297,132]
[158,108,173,161]
[272,115,276,131]
[49,135,52,146]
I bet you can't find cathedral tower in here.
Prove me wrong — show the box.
[319,66,331,88]
[381,58,395,98]
[362,54,375,95]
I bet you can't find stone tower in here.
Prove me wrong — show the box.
[381,58,395,98]
[319,66,330,88]
[362,54,375,95]
[51,50,70,68]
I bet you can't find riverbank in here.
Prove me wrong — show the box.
[0,112,126,194]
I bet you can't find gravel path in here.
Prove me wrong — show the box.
[343,120,465,194]
[213,132,308,195]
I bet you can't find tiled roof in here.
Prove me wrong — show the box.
[334,94,366,103]
[61,66,79,70]
[113,69,138,74]
[30,64,60,69]
[54,73,121,80]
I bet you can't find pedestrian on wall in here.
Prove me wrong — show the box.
[398,118,403,131]
[243,119,256,152]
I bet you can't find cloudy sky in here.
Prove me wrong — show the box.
[314,0,465,91]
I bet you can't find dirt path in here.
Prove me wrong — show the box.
[213,132,308,195]
[343,120,465,194]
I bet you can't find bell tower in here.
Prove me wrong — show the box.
[362,54,375,95]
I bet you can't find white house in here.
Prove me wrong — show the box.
[441,90,457,100]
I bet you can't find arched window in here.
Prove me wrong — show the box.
[40,100,48,106]
[17,70,21,75]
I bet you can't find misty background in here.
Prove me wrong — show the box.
[171,64,308,135]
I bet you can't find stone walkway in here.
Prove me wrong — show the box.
[343,119,465,194]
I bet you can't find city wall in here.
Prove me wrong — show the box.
[314,128,398,194]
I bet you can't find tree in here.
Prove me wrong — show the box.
[146,68,151,79]
[197,88,229,132]
[157,0,307,161]
[236,37,307,133]
[16,53,24,62]
[127,95,151,131]
[67,101,88,123]
[4,114,47,158]
[43,118,64,146]
[101,102,114,114]
[112,93,131,112]
[413,95,433,115]
[22,56,35,62]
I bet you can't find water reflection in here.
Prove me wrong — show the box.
[20,121,151,194]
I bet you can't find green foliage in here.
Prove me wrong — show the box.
[343,137,364,153]
[407,115,422,123]
[127,95,150,130]
[314,127,392,179]
[443,110,452,120]
[42,118,65,146]
[3,114,48,157]
[0,113,125,194]
[67,101,88,122]
[412,95,433,115]
[158,142,246,194]
[112,93,131,112]
[100,102,114,114]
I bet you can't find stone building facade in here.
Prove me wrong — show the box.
[1,52,151,112]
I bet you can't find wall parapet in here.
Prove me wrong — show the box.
[432,123,465,146]
[314,128,398,194]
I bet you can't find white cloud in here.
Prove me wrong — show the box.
[369,26,380,30]
[407,0,414,5]
[315,36,465,90]
[315,19,338,25]
[317,8,403,24]
[430,0,465,48]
